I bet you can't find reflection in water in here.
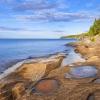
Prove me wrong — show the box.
[0,39,76,73]
[94,79,100,83]
[65,66,98,78]
[62,48,85,66]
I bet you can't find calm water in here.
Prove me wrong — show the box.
[0,39,76,72]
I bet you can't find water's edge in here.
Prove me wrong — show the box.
[0,45,85,80]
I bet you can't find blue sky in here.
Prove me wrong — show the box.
[0,0,100,38]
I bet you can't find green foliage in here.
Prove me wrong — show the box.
[86,18,100,36]
[61,34,81,39]
[61,18,100,39]
[61,33,86,39]
[90,37,95,42]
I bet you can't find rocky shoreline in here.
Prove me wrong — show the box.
[0,40,100,100]
[0,53,65,100]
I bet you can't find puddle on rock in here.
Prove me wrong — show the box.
[62,48,85,66]
[32,79,59,95]
[87,93,95,100]
[93,79,100,83]
[65,66,98,79]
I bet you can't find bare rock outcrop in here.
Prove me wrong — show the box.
[0,54,64,100]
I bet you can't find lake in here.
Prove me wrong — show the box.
[0,39,76,73]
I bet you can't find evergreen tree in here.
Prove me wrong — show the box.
[87,18,100,36]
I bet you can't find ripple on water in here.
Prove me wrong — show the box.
[65,66,98,79]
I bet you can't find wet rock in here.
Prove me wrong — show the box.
[34,79,59,95]
[65,66,98,79]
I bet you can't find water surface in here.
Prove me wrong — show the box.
[65,66,98,79]
[0,39,76,73]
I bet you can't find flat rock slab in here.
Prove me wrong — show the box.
[16,54,64,81]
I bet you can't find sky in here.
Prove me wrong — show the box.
[0,0,100,39]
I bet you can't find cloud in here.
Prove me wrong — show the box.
[17,11,94,22]
[12,0,59,12]
[0,26,40,32]
[0,26,24,31]
[0,0,56,11]
[1,0,96,23]
[0,0,17,4]
[53,30,65,33]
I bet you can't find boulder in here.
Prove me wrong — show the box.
[17,63,47,81]
[17,55,64,81]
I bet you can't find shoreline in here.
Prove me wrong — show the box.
[0,40,100,100]
[0,52,67,77]
[0,52,66,81]
[0,44,85,80]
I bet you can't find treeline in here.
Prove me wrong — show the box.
[61,18,100,39]
[86,18,100,36]
[61,34,83,39]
